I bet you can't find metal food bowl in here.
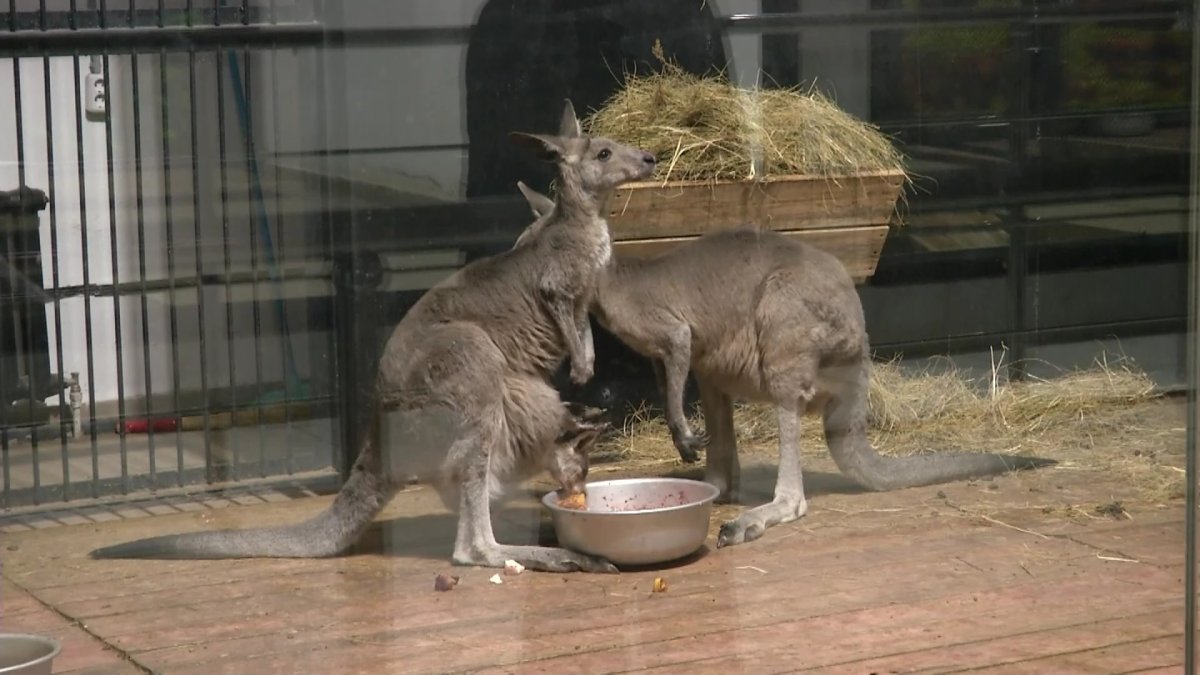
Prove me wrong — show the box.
[542,477,720,566]
[0,634,60,675]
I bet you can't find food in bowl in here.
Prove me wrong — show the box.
[557,491,587,510]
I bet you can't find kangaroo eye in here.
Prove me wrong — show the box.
[597,148,612,161]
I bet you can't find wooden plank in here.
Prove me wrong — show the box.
[1064,520,1185,567]
[964,635,1183,674]
[129,525,1086,670]
[479,569,1179,675]
[2,578,47,618]
[168,562,1177,675]
[102,524,1050,655]
[3,461,1185,674]
[1124,667,1189,675]
[818,609,1181,674]
[0,582,135,674]
[608,170,904,240]
[612,225,889,281]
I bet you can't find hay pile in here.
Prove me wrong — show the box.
[582,42,907,183]
[596,356,1185,503]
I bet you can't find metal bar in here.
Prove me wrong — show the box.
[238,0,265,481]
[160,49,184,485]
[0,24,467,54]
[100,48,130,493]
[187,49,214,479]
[272,143,470,156]
[1,53,14,505]
[235,47,267,477]
[130,51,156,486]
[73,49,101,498]
[724,4,1184,32]
[215,48,239,479]
[43,51,70,496]
[270,44,292,474]
[869,316,1187,358]
[1004,16,1034,383]
[0,1,1183,54]
[1184,0,1200,669]
[0,461,340,510]
[27,269,336,299]
[313,0,349,479]
[876,105,1189,134]
[12,7,248,29]
[11,56,44,504]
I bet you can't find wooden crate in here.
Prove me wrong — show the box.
[607,169,905,283]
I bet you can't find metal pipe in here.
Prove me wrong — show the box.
[72,47,101,499]
[161,47,185,486]
[215,48,241,479]
[43,48,70,493]
[187,47,215,479]
[131,50,156,487]
[99,45,129,494]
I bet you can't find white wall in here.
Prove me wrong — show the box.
[0,55,163,406]
[0,49,312,408]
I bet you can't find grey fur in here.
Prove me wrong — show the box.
[89,100,656,572]
[516,186,1055,549]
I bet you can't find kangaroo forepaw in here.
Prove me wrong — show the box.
[672,431,709,463]
[565,402,607,423]
[569,362,594,386]
[578,419,612,434]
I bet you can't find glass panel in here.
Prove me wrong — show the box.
[0,1,1195,671]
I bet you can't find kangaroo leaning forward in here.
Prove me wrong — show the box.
[89,101,658,573]
[517,185,1055,549]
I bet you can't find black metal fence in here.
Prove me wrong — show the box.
[0,0,1192,510]
[0,1,350,509]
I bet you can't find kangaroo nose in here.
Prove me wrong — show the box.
[642,152,656,165]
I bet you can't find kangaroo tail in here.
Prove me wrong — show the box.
[90,437,393,560]
[822,364,1056,492]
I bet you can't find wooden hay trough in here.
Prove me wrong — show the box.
[607,169,905,283]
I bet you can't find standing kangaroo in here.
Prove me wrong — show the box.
[516,186,1054,548]
[89,101,657,572]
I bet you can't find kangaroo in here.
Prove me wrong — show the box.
[516,185,1055,549]
[89,101,656,572]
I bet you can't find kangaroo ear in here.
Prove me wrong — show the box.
[559,99,581,138]
[516,181,555,218]
[509,132,565,162]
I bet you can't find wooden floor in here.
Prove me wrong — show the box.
[0,449,1190,674]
